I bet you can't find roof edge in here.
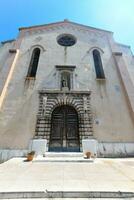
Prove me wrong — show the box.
[19,20,113,34]
[116,42,130,48]
[1,39,15,45]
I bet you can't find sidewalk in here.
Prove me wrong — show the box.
[0,157,134,198]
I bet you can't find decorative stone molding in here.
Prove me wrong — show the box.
[19,21,108,39]
[34,90,93,149]
[88,46,104,54]
[29,44,46,53]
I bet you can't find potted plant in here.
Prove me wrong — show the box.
[26,151,35,161]
[84,151,92,159]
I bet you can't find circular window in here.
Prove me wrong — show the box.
[57,34,76,47]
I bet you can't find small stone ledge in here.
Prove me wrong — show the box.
[0,191,133,199]
[25,76,36,80]
[9,49,17,53]
[113,52,123,56]
[39,89,91,95]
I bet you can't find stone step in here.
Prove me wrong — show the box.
[0,191,134,199]
[45,152,83,157]
[33,155,94,163]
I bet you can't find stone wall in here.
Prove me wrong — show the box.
[0,22,134,152]
[0,142,134,163]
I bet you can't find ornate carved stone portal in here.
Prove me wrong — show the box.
[34,90,93,151]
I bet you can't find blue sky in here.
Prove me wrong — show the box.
[0,0,134,53]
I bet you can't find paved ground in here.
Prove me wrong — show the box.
[0,157,134,194]
[3,198,134,200]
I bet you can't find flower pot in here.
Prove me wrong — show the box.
[84,151,91,159]
[27,154,34,161]
[26,151,35,161]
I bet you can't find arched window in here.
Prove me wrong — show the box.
[93,49,105,79]
[61,71,71,90]
[27,48,40,78]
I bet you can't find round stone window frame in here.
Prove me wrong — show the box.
[57,34,77,47]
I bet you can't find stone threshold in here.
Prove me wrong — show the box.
[45,152,84,157]
[32,154,94,163]
[33,158,94,163]
[0,191,134,199]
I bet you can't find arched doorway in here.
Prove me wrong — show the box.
[49,105,80,152]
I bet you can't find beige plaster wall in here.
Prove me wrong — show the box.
[0,42,15,93]
[0,25,134,149]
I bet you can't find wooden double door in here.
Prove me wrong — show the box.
[49,105,80,152]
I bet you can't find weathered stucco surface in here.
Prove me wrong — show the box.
[0,21,134,153]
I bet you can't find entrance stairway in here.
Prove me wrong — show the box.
[33,152,94,163]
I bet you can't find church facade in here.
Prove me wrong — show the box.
[0,20,134,160]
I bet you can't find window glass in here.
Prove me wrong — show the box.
[93,50,105,79]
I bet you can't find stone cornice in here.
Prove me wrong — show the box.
[39,89,91,95]
[18,20,113,37]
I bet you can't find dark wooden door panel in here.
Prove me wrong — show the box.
[49,105,80,152]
